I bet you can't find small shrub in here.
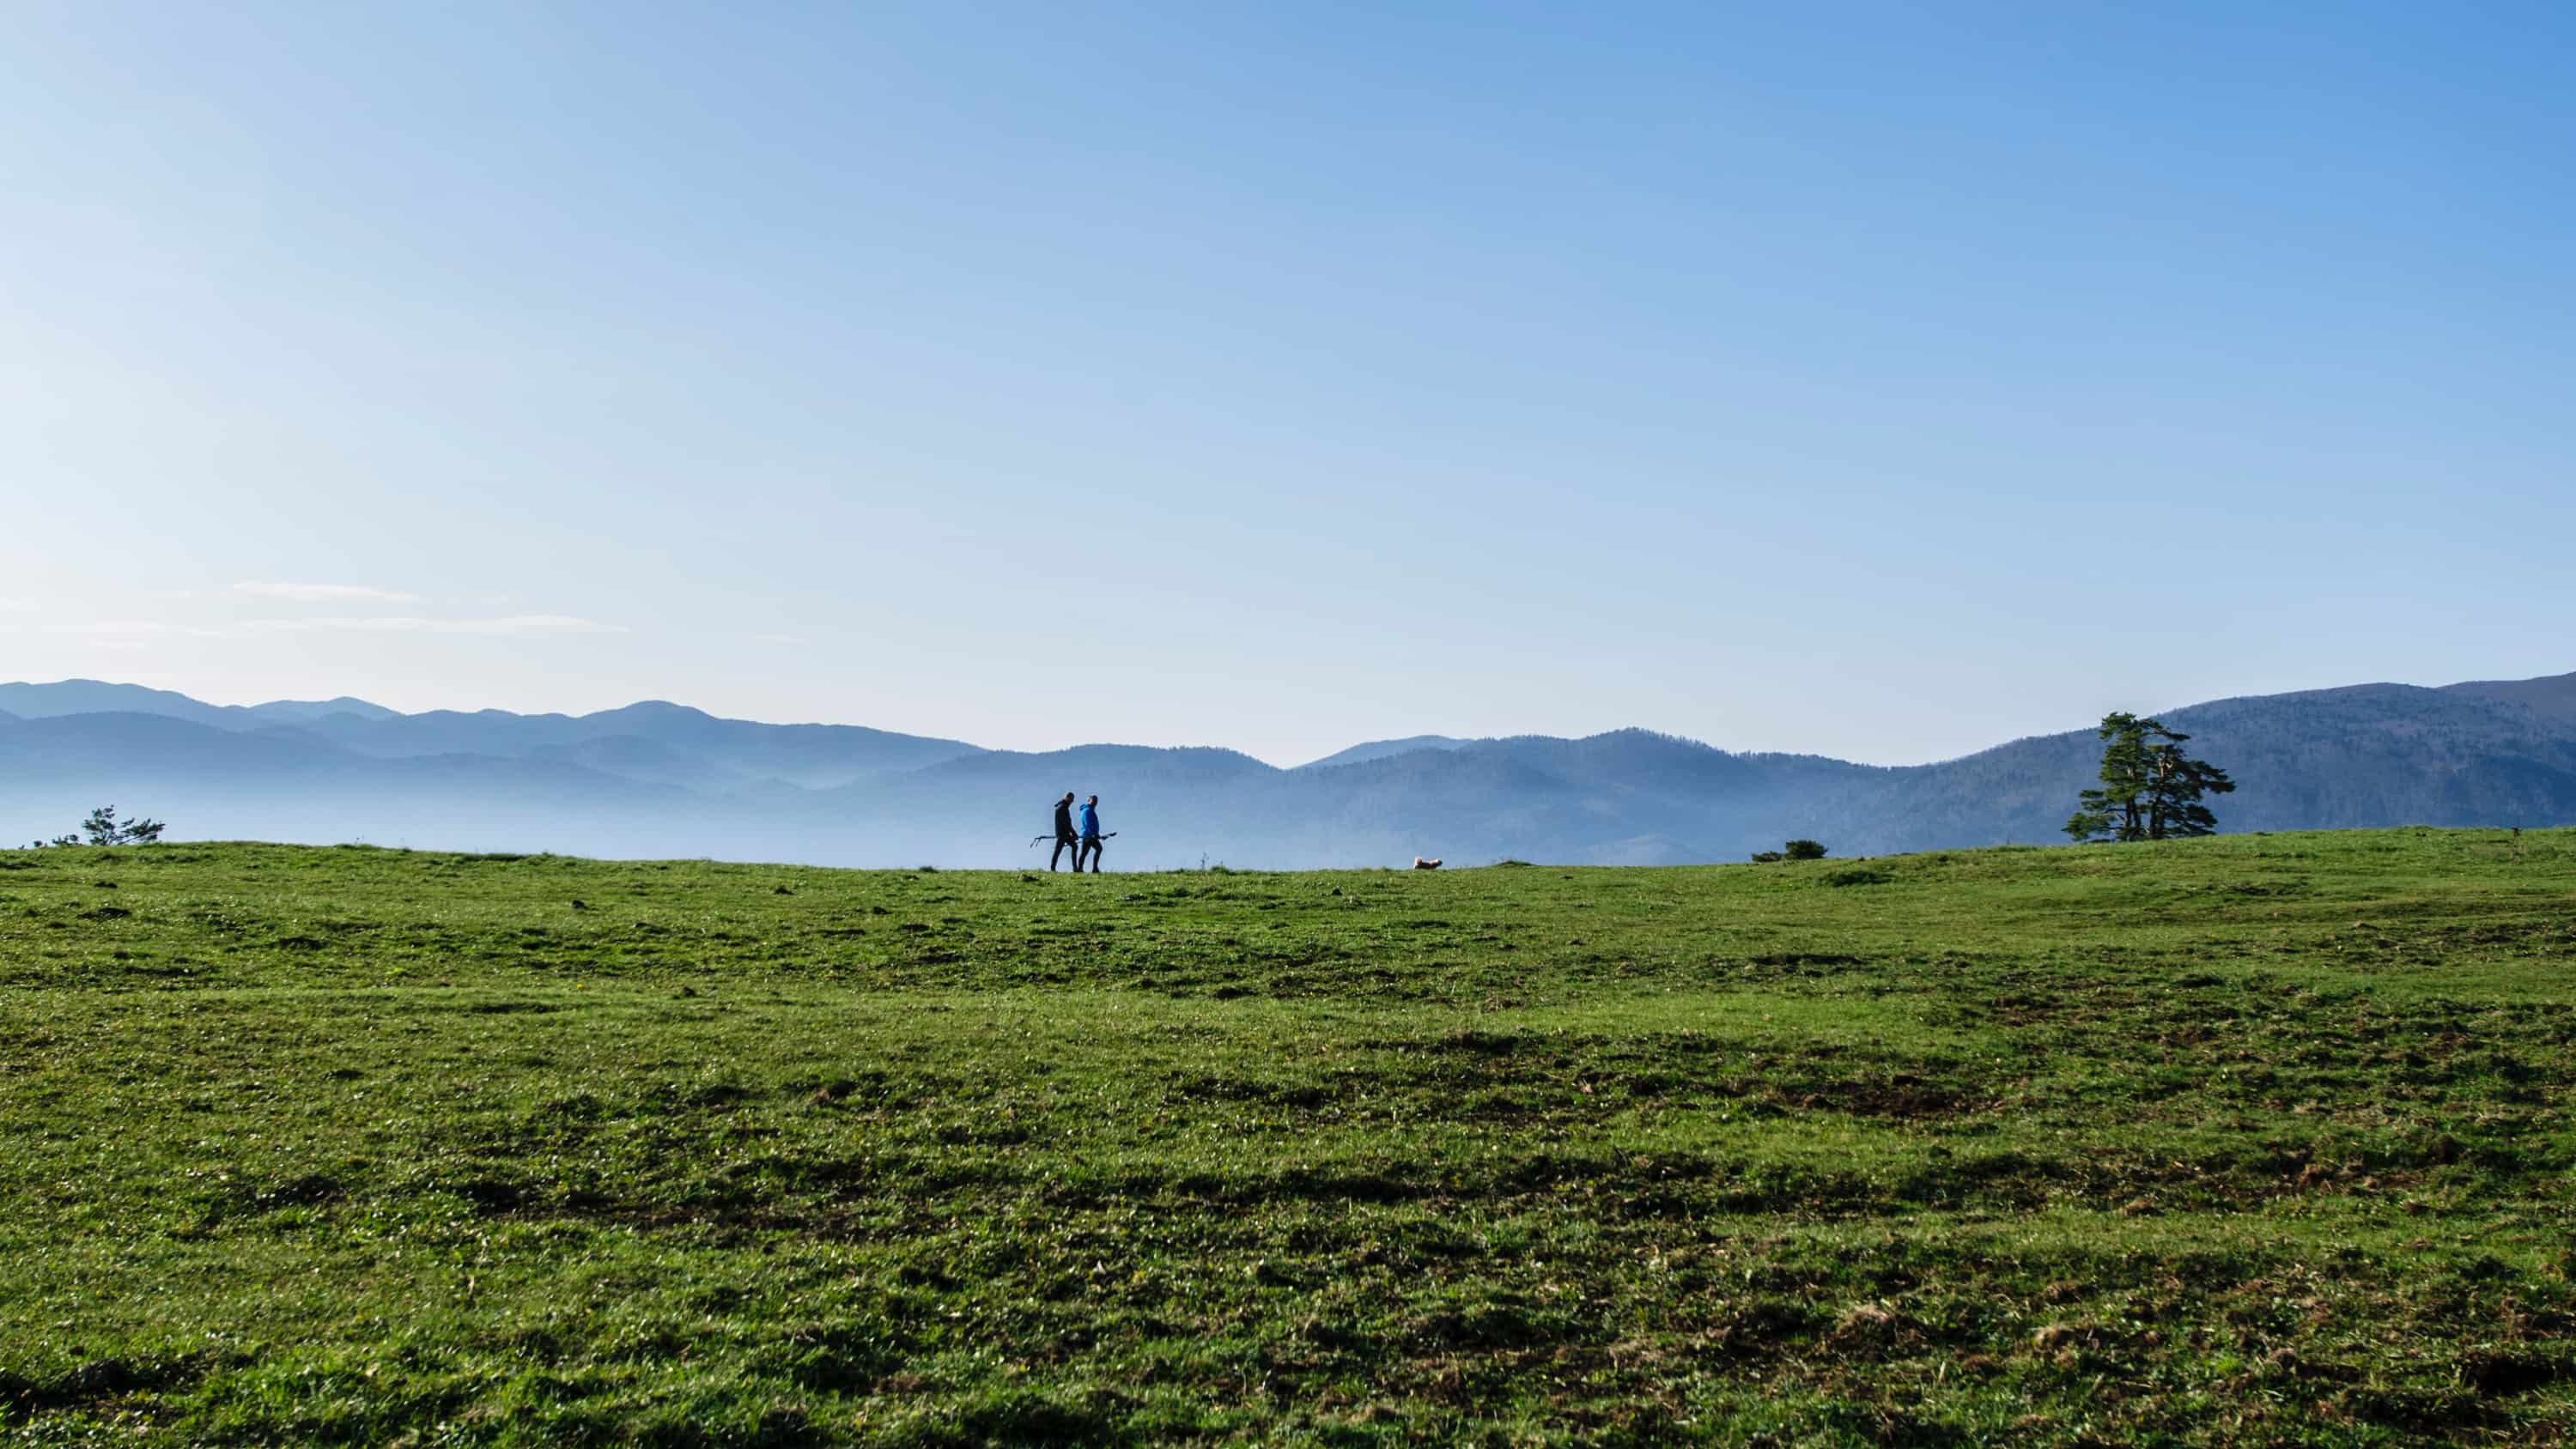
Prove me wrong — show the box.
[70,807,167,846]
[1750,851,1785,864]
[1783,840,1828,861]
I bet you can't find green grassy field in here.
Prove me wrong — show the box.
[4,830,2574,1445]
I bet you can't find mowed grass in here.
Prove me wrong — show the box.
[3,830,2575,1446]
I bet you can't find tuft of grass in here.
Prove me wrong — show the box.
[3,828,2575,1442]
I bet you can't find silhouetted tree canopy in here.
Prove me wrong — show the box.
[2066,714,2236,843]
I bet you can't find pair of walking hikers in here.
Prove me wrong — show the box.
[1048,792,1109,873]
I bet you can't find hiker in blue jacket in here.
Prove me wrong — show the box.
[1076,795,1106,874]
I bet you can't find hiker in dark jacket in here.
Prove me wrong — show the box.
[1049,792,1078,872]
[1076,796,1106,874]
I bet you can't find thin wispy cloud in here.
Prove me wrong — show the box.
[245,615,626,636]
[53,620,234,640]
[37,614,624,641]
[234,581,422,604]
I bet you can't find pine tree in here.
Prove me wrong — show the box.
[2141,730,2234,839]
[2066,713,2234,842]
[2065,713,2148,842]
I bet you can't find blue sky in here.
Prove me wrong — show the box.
[5,1,2570,766]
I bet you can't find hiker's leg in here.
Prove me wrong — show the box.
[1051,838,1072,871]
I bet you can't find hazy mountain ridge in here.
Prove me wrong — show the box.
[0,680,399,729]
[1295,736,1473,771]
[289,700,985,787]
[4,672,2573,866]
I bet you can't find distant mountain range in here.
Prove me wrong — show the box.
[4,671,2573,867]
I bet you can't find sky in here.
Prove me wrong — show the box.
[4,1,2571,767]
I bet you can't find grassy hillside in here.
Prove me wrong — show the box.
[4,832,2574,1444]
